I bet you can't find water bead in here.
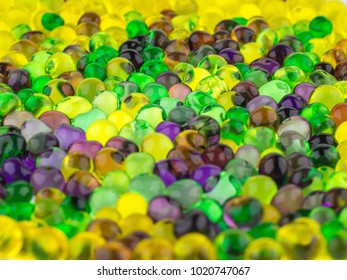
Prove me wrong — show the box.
[54,123,85,150]
[0,216,23,258]
[140,132,173,162]
[153,158,188,187]
[55,96,92,119]
[45,53,76,79]
[69,232,105,260]
[133,237,174,260]
[73,109,106,132]
[244,238,283,260]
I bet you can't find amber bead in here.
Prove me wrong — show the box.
[214,19,239,32]
[7,69,31,93]
[38,111,71,131]
[174,130,207,152]
[21,31,46,45]
[231,26,256,46]
[76,22,100,37]
[187,31,214,50]
[167,146,204,173]
[201,144,234,169]
[62,171,100,198]
[93,148,125,179]
[165,40,190,55]
[105,136,139,157]
[78,12,101,25]
[249,106,279,129]
[331,103,347,127]
[95,241,132,260]
[149,20,174,36]
[87,219,121,241]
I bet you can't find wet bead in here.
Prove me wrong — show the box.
[93,148,125,179]
[69,232,105,260]
[36,147,67,169]
[214,229,252,260]
[174,233,216,260]
[95,241,131,260]
[271,184,304,215]
[0,216,23,258]
[86,120,118,146]
[0,133,26,165]
[245,238,283,260]
[310,144,340,168]
[242,175,278,204]
[243,127,276,153]
[125,152,155,178]
[133,237,174,260]
[153,158,188,187]
[309,16,333,38]
[30,166,65,194]
[147,196,182,222]
[1,157,31,184]
[62,171,100,199]
[128,174,166,202]
[167,146,204,173]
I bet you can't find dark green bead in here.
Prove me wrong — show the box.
[126,20,148,38]
[244,68,271,88]
[328,231,347,260]
[84,63,106,80]
[321,220,345,242]
[141,46,165,62]
[0,199,7,215]
[17,88,35,103]
[6,202,34,221]
[309,114,336,135]
[140,60,170,79]
[62,196,91,218]
[32,75,52,93]
[0,133,26,165]
[248,222,279,239]
[226,106,250,126]
[224,158,257,184]
[185,91,216,114]
[309,206,336,225]
[143,82,169,102]
[221,119,246,145]
[5,181,33,203]
[77,54,107,70]
[54,223,78,239]
[309,16,333,38]
[232,17,247,25]
[94,45,119,62]
[41,12,64,31]
[234,63,250,78]
[127,72,154,91]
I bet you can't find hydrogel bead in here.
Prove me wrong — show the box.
[128,174,166,202]
[85,120,118,146]
[240,42,265,65]
[106,57,135,80]
[336,121,347,143]
[73,109,106,132]
[124,152,155,178]
[214,229,252,260]
[29,227,68,260]
[69,232,105,260]
[133,237,174,260]
[242,127,276,153]
[0,92,23,117]
[271,184,304,215]
[284,52,314,76]
[309,85,344,111]
[0,216,23,258]
[62,170,100,198]
[166,179,202,209]
[136,104,167,129]
[143,82,169,102]
[140,133,173,162]
[45,53,77,78]
[223,196,263,228]
[309,16,333,38]
[174,233,216,260]
[244,238,284,260]
[87,219,121,241]
[60,152,93,180]
[147,196,182,222]
[94,241,131,260]
[120,94,150,118]
[277,218,326,260]
[118,214,154,236]
[258,80,291,103]
[107,110,134,132]
[119,120,154,146]
[92,91,120,116]
[55,96,92,119]
[331,103,347,127]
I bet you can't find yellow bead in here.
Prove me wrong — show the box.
[69,232,105,260]
[116,193,148,218]
[29,228,68,260]
[174,233,217,260]
[261,204,281,224]
[118,214,154,235]
[216,91,236,111]
[86,119,118,146]
[152,220,176,242]
[106,57,135,80]
[309,85,344,111]
[120,93,150,117]
[0,216,23,259]
[240,42,265,65]
[92,91,120,116]
[108,110,134,131]
[55,96,92,119]
[215,65,241,90]
[245,238,284,260]
[335,121,347,143]
[133,237,174,260]
[141,132,174,162]
[95,207,121,223]
[49,26,77,44]
[46,53,77,78]
[337,140,347,156]
[76,78,106,102]
[1,50,28,67]
[183,68,211,91]
[100,14,126,30]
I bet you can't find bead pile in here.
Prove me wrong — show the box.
[1,0,347,260]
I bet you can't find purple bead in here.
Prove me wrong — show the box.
[219,48,244,64]
[147,196,182,222]
[246,95,278,113]
[54,124,86,150]
[250,57,280,75]
[30,166,65,194]
[278,94,307,112]
[154,158,189,186]
[267,44,294,66]
[190,164,222,187]
[232,81,259,107]
[1,158,31,184]
[69,140,103,159]
[293,82,316,102]
[155,72,181,90]
[155,121,181,142]
[37,147,67,169]
[105,136,139,157]
[21,157,36,172]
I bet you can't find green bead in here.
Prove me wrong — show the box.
[205,172,241,205]
[94,45,119,62]
[301,102,329,120]
[244,68,270,88]
[5,181,32,203]
[309,114,336,135]
[190,198,223,223]
[0,92,22,117]
[185,91,215,115]
[296,31,313,45]
[321,220,345,242]
[61,197,91,218]
[89,187,119,214]
[224,158,257,184]
[119,119,154,146]
[200,104,226,125]
[140,60,170,79]
[234,63,250,78]
[309,206,336,225]
[6,202,34,221]
[226,106,250,126]
[308,70,337,86]
[23,61,46,82]
[17,88,35,103]
[84,63,106,80]
[154,97,182,115]
[221,119,246,145]
[124,10,143,23]
[125,152,155,178]
[284,52,315,75]
[233,17,248,25]
[167,179,202,209]
[102,170,130,195]
[293,20,310,36]
[112,81,140,101]
[196,76,228,99]
[129,174,166,202]
[92,90,120,115]
[32,75,53,93]
[309,16,333,38]
[12,24,31,39]
[67,211,92,231]
[89,32,118,53]
[141,46,165,62]
[258,80,291,103]
[143,82,169,102]
[256,29,278,52]
[243,127,276,152]
[78,54,107,70]
[40,37,67,53]
[104,76,123,92]
[31,51,53,68]
[24,93,53,117]
[248,222,279,239]
[197,54,227,75]
[0,133,26,166]
[0,83,13,93]
[328,231,347,260]
[0,199,7,215]
[273,66,305,90]
[41,12,64,31]
[127,72,154,91]
[54,223,78,239]
[214,229,252,260]
[72,108,106,131]
[173,62,194,80]
[126,20,148,38]
[338,207,347,228]
[135,104,167,129]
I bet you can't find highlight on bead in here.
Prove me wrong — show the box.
[1,0,347,260]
